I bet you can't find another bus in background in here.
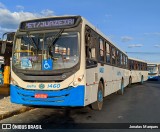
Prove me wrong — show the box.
[147,63,160,80]
[158,63,160,77]
[128,58,148,86]
[0,56,4,85]
[0,56,4,66]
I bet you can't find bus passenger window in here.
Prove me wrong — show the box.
[120,53,122,66]
[116,50,120,66]
[99,39,104,62]
[112,47,116,65]
[126,57,128,69]
[130,60,132,70]
[123,55,125,68]
[138,63,140,70]
[106,43,110,64]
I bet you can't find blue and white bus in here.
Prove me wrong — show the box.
[128,57,148,86]
[10,16,145,110]
[147,63,160,80]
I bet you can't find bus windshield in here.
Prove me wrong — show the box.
[13,32,79,71]
[148,65,157,74]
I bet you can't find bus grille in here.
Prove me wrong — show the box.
[15,86,73,103]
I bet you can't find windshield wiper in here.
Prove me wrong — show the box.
[48,29,64,58]
[26,33,38,50]
[48,29,64,48]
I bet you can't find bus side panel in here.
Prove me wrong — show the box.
[85,67,99,105]
[142,71,148,81]
[131,70,140,83]
[85,64,130,105]
[104,65,121,96]
[104,66,129,96]
[131,70,148,83]
[124,69,130,87]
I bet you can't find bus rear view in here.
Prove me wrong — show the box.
[10,16,85,106]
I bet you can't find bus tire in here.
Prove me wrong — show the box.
[128,77,132,87]
[140,76,144,85]
[118,79,124,95]
[91,81,104,110]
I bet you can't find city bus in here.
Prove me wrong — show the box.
[0,56,4,85]
[159,64,160,76]
[0,32,14,90]
[147,63,160,80]
[11,16,136,110]
[128,57,148,86]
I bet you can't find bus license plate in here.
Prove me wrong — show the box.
[35,94,48,98]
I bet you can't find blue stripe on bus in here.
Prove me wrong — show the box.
[10,85,85,106]
[148,76,159,80]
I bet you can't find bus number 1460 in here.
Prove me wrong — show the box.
[48,84,60,88]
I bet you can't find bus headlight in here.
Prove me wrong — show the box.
[73,75,84,86]
[11,77,18,86]
[73,81,78,86]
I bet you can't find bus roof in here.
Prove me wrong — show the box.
[147,62,160,65]
[128,57,147,63]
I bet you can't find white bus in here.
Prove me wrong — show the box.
[159,64,160,76]
[0,56,4,66]
[128,57,148,85]
[0,56,4,85]
[10,16,144,110]
[147,63,160,80]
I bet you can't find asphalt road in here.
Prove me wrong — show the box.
[1,80,160,132]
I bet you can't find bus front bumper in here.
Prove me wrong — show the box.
[10,85,85,107]
[148,76,159,80]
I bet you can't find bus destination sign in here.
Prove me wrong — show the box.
[20,18,76,30]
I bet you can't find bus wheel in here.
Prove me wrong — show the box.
[91,81,104,110]
[128,77,132,87]
[140,76,144,85]
[118,79,124,95]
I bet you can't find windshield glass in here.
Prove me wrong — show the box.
[13,32,79,71]
[147,65,157,74]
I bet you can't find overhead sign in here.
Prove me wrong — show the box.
[20,16,80,30]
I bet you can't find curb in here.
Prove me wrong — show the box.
[0,106,35,120]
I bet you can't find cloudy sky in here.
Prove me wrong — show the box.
[0,0,160,62]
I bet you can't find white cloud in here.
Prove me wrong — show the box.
[0,2,55,36]
[121,36,133,42]
[41,9,54,17]
[128,44,143,48]
[16,5,24,11]
[154,44,160,48]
